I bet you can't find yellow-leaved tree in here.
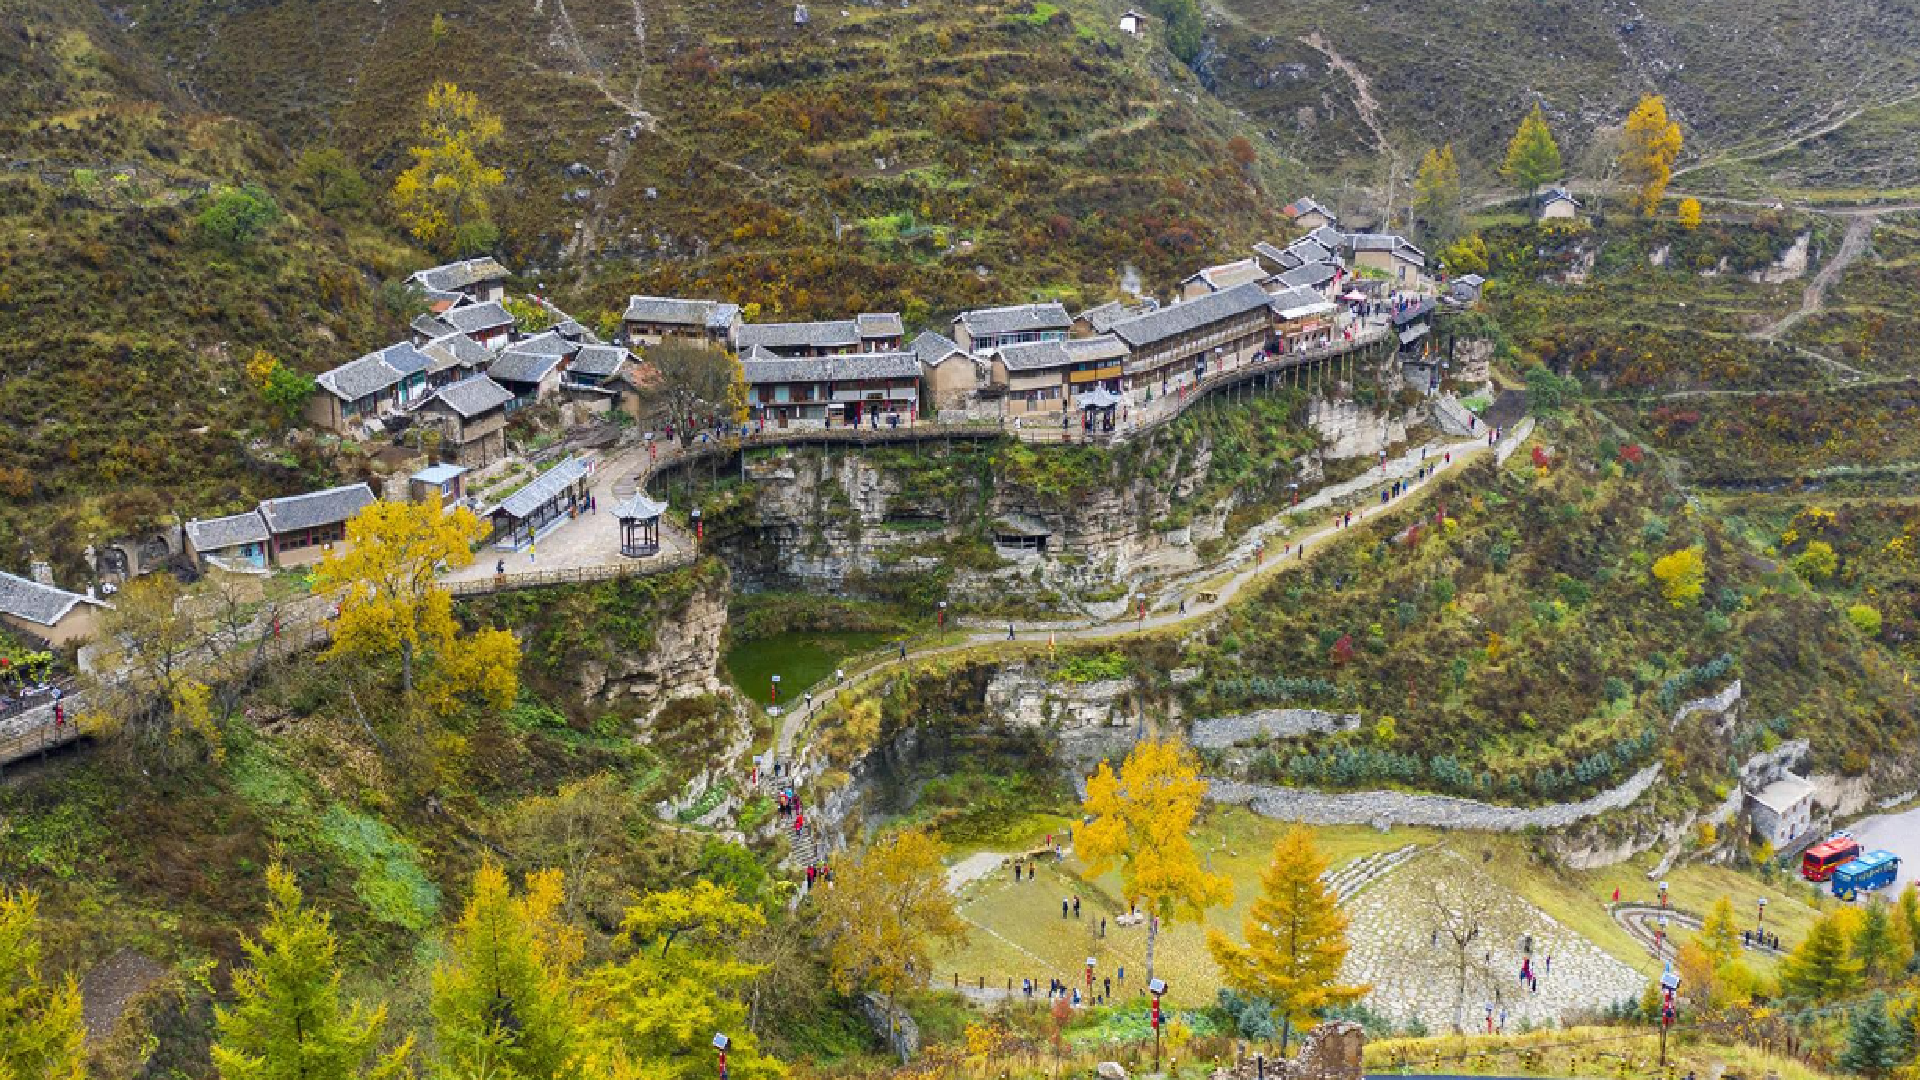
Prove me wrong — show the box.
[815,829,966,1060]
[1206,828,1367,1051]
[1500,104,1563,215]
[392,82,506,254]
[213,866,414,1080]
[1698,896,1741,968]
[1620,95,1683,216]
[0,889,85,1080]
[1412,144,1463,242]
[1075,738,1231,983]
[1677,197,1703,231]
[582,881,784,1080]
[316,501,518,713]
[432,862,584,1080]
[1650,546,1706,608]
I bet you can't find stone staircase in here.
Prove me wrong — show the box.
[1431,395,1479,437]
[1320,844,1421,903]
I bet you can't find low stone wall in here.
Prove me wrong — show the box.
[1190,709,1359,749]
[1207,763,1662,831]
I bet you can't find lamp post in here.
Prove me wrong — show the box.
[713,1032,730,1080]
[692,507,704,542]
[1148,978,1167,1072]
[1658,880,1669,908]
[937,601,947,639]
[770,674,781,707]
[1658,969,1680,1069]
[1757,897,1767,929]
[1655,914,1669,959]
[1085,956,1096,999]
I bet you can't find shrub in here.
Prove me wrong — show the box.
[1847,604,1883,636]
[1792,540,1838,581]
[197,182,280,247]
[1651,546,1706,607]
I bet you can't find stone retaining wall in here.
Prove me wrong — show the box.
[1207,763,1662,830]
[1190,709,1359,749]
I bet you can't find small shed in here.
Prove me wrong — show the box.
[993,514,1051,554]
[613,493,668,557]
[1539,187,1580,221]
[410,463,470,509]
[1119,9,1147,35]
[1449,273,1486,303]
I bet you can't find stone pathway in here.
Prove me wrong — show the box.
[1321,844,1421,903]
[1337,849,1644,1032]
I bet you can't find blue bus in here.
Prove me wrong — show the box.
[1833,850,1902,900]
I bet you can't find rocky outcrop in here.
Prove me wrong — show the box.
[574,568,730,713]
[1190,709,1359,749]
[1208,764,1663,831]
[1211,1022,1363,1080]
[1310,399,1407,461]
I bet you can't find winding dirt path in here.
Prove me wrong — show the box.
[1753,213,1875,343]
[1299,32,1390,155]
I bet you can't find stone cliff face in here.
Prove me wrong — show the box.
[701,400,1408,602]
[573,566,731,717]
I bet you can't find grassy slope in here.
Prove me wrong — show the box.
[1203,0,1920,198]
[123,0,1308,320]
[0,0,424,569]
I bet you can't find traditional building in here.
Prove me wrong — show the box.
[307,342,435,434]
[622,296,743,351]
[1118,8,1146,34]
[409,257,509,305]
[440,300,516,350]
[413,376,514,466]
[1270,286,1340,352]
[737,313,903,358]
[741,351,921,428]
[257,483,377,568]
[1107,281,1276,403]
[420,332,494,390]
[987,335,1127,420]
[1346,233,1428,288]
[1072,298,1157,337]
[489,456,592,550]
[0,571,107,646]
[952,302,1071,355]
[183,511,272,570]
[409,463,470,509]
[1748,773,1817,849]
[909,331,980,412]
[1539,187,1580,221]
[488,331,580,404]
[1179,258,1270,300]
[1283,196,1340,232]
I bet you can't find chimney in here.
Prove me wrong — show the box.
[29,560,54,587]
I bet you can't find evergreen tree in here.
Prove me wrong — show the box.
[1500,104,1563,214]
[1781,911,1863,1002]
[1207,829,1368,1051]
[1852,901,1898,983]
[1698,896,1741,968]
[212,866,413,1080]
[432,863,584,1080]
[1838,993,1905,1080]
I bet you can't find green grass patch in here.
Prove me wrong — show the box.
[725,629,897,707]
[318,806,441,932]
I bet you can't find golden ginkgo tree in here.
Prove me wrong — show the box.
[1075,738,1231,984]
[392,82,506,255]
[315,500,518,715]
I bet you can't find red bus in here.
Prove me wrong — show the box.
[1802,836,1862,882]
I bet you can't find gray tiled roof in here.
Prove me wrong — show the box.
[430,375,514,418]
[956,302,1072,338]
[441,300,514,335]
[1542,186,1578,206]
[569,344,630,378]
[258,483,376,535]
[497,457,589,520]
[992,340,1074,373]
[1252,241,1299,270]
[422,332,493,374]
[1279,263,1338,289]
[412,313,459,340]
[1307,224,1347,250]
[1063,334,1129,363]
[1186,258,1269,291]
[1287,196,1335,220]
[738,319,861,352]
[184,510,270,553]
[1286,238,1334,265]
[908,331,965,366]
[1108,282,1274,349]
[0,571,99,627]
[623,295,741,330]
[855,312,904,338]
[1075,299,1159,334]
[741,351,920,384]
[489,348,567,386]
[611,493,668,520]
[1269,286,1333,318]
[410,256,509,293]
[376,341,432,377]
[508,330,577,357]
[1346,232,1426,260]
[1457,273,1487,286]
[316,352,405,402]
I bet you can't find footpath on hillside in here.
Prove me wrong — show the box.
[771,417,1536,757]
